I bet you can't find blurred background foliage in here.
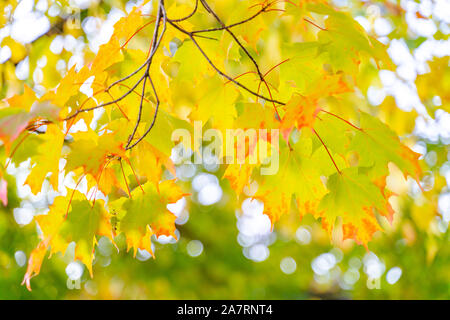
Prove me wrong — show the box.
[0,0,449,299]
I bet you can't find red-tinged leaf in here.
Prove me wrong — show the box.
[0,178,7,206]
[281,94,319,134]
[223,162,255,196]
[22,240,49,291]
[0,108,34,153]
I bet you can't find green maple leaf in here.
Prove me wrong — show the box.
[33,191,113,279]
[110,180,186,256]
[318,167,391,247]
[350,112,421,179]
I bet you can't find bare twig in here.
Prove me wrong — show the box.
[63,74,146,121]
[169,0,199,22]
[126,75,160,150]
[126,0,166,148]
[191,1,273,34]
[62,0,287,154]
[199,0,280,116]
[166,17,285,105]
[127,72,149,147]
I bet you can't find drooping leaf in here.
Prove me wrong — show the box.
[36,191,113,275]
[318,167,393,247]
[110,180,187,256]
[349,112,422,180]
[0,178,7,206]
[24,124,64,194]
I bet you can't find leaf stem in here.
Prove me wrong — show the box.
[313,128,341,175]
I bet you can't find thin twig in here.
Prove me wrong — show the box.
[126,75,160,150]
[200,0,276,110]
[62,0,288,154]
[64,74,146,121]
[169,0,199,22]
[126,0,167,149]
[191,1,273,34]
[166,17,285,105]
[127,72,149,147]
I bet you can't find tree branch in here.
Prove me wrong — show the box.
[126,0,166,149]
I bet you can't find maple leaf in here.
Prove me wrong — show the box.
[189,76,240,133]
[112,6,145,43]
[255,133,331,225]
[65,130,126,181]
[309,3,393,72]
[89,5,148,76]
[24,124,64,194]
[5,84,36,111]
[37,191,112,273]
[349,112,422,180]
[22,190,112,290]
[96,166,121,196]
[91,36,124,74]
[223,162,255,196]
[415,57,450,112]
[281,94,319,137]
[0,177,7,206]
[7,132,44,165]
[131,140,176,186]
[0,108,33,153]
[279,73,351,141]
[222,103,280,196]
[0,0,434,288]
[1,87,61,154]
[109,180,187,256]
[49,65,91,108]
[22,240,49,291]
[318,168,393,248]
[140,108,193,156]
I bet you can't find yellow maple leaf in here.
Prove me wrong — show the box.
[25,124,64,194]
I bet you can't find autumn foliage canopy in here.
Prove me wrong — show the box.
[0,0,426,291]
